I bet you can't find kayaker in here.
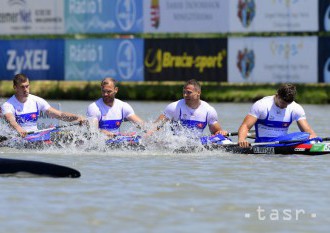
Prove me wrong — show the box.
[238,83,317,148]
[86,77,144,138]
[1,74,86,138]
[151,79,228,137]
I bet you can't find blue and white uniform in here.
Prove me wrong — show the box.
[164,99,219,137]
[249,96,306,142]
[1,94,51,131]
[86,98,135,134]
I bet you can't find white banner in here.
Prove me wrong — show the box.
[143,0,229,33]
[228,37,318,83]
[229,0,318,33]
[0,0,64,35]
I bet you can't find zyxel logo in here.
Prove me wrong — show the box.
[7,50,50,74]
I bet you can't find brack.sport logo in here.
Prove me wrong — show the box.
[116,40,137,80]
[116,0,136,32]
[151,0,160,29]
[145,49,227,74]
[144,49,161,73]
[237,0,256,28]
[237,48,255,79]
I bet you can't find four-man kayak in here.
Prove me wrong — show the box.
[1,129,330,156]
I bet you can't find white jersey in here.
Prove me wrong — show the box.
[1,94,51,131]
[249,95,306,140]
[164,99,219,136]
[86,98,135,133]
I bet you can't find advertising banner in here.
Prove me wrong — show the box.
[318,37,330,83]
[65,0,143,34]
[65,39,144,81]
[0,0,64,35]
[144,39,227,82]
[229,0,318,33]
[0,39,65,80]
[319,0,330,31]
[143,0,229,33]
[228,37,318,83]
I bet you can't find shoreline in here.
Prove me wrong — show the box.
[1,81,329,104]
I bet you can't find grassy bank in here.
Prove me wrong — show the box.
[1,81,330,104]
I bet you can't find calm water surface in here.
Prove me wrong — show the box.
[1,101,330,233]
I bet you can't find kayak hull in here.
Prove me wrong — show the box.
[2,130,330,155]
[205,142,330,155]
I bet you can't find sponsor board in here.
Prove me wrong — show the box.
[0,39,64,80]
[319,0,330,32]
[229,0,318,33]
[318,37,330,83]
[228,37,318,83]
[65,0,143,33]
[144,38,227,81]
[0,0,64,35]
[65,39,144,81]
[253,147,275,154]
[143,0,229,33]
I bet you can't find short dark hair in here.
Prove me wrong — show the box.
[184,79,201,92]
[277,83,296,103]
[13,74,29,86]
[101,77,117,87]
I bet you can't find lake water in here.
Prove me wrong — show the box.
[1,100,330,233]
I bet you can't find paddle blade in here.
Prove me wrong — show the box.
[0,136,9,143]
[0,158,81,178]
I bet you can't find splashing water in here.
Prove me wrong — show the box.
[1,119,221,157]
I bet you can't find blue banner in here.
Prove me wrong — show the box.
[65,39,144,81]
[0,39,64,80]
[318,37,330,83]
[319,0,330,32]
[65,0,143,34]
